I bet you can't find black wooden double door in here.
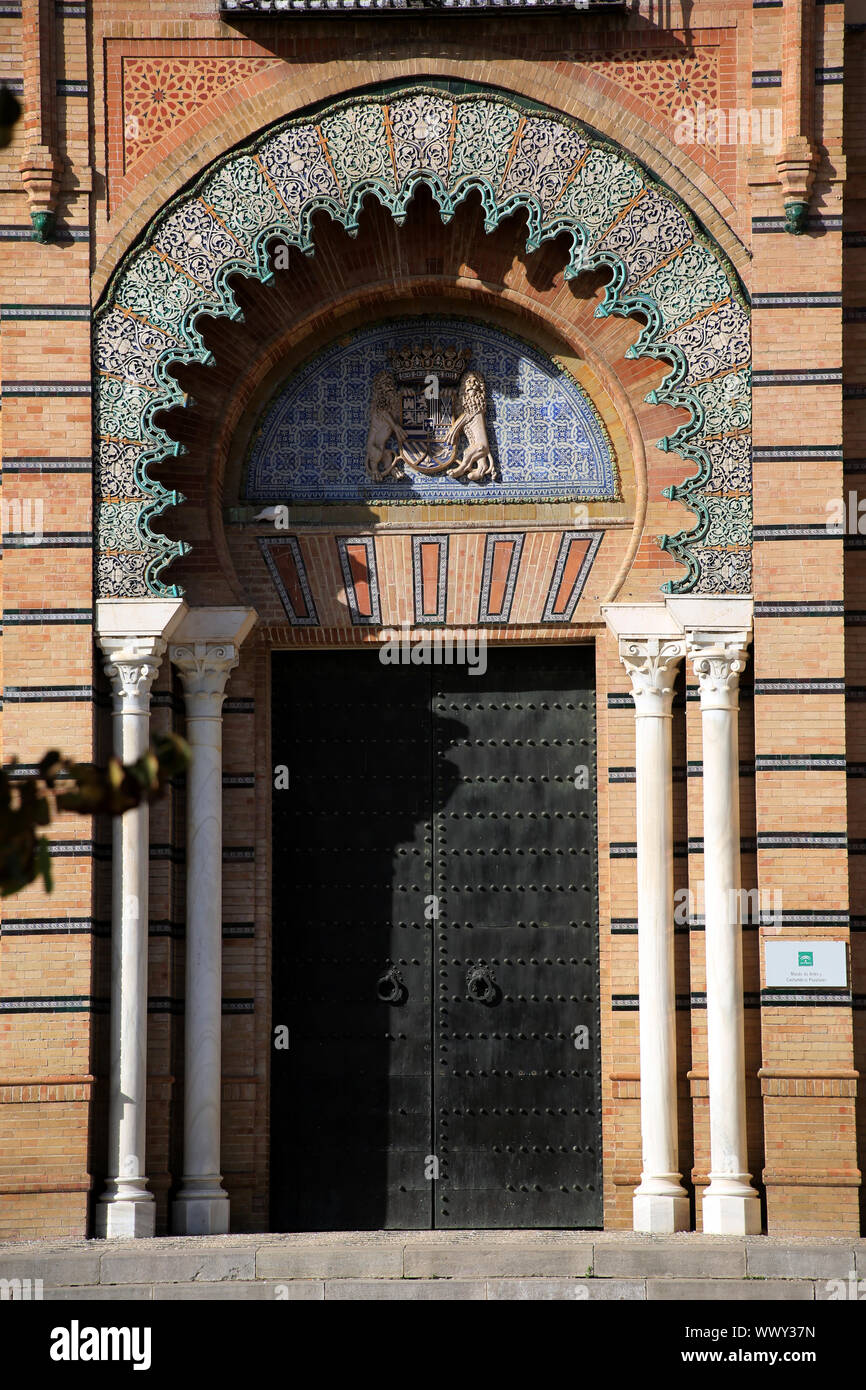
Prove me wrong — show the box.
[270,646,601,1229]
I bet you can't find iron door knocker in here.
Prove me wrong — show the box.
[376,964,407,1005]
[466,962,500,1006]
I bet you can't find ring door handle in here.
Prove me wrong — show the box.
[376,964,406,1005]
[466,963,500,1006]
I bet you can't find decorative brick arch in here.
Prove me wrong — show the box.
[93,80,751,599]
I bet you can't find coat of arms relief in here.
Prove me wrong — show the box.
[364,342,496,485]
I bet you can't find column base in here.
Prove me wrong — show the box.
[702,1191,762,1235]
[172,1193,230,1236]
[633,1192,691,1234]
[95,1198,156,1239]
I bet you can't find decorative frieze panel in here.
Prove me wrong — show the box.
[116,48,719,189]
[336,536,382,626]
[94,81,751,598]
[412,535,449,625]
[258,527,603,629]
[257,536,318,626]
[478,533,524,625]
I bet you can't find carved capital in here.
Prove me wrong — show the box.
[99,636,167,715]
[619,636,686,718]
[170,641,239,718]
[687,630,751,711]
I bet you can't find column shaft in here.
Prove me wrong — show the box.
[180,699,226,1222]
[171,638,241,1235]
[96,639,165,1238]
[621,637,691,1234]
[690,633,761,1235]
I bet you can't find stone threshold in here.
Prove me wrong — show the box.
[0,1231,864,1300]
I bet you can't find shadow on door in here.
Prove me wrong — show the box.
[270,644,601,1230]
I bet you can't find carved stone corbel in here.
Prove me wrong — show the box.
[20,0,61,241]
[777,0,818,233]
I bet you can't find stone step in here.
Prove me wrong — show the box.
[1,1232,864,1301]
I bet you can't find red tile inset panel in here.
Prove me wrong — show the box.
[346,546,371,615]
[478,532,525,624]
[258,536,318,625]
[542,532,604,623]
[488,542,514,613]
[412,535,449,624]
[421,544,439,615]
[336,535,381,625]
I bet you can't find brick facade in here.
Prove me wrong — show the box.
[0,0,861,1239]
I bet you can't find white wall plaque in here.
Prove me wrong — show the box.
[764,940,848,989]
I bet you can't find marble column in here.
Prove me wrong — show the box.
[171,610,255,1235]
[688,630,762,1235]
[620,635,691,1234]
[95,599,185,1238]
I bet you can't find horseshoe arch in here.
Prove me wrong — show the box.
[93,81,751,599]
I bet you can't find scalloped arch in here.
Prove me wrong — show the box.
[93,81,751,598]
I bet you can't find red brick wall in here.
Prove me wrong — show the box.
[0,0,859,1239]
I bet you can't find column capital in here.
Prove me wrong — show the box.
[170,641,241,716]
[687,630,751,712]
[170,640,241,683]
[619,635,686,717]
[98,636,168,715]
[95,598,187,716]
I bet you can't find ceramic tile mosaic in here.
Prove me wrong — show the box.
[243,318,618,505]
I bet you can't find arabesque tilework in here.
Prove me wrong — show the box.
[93,82,751,600]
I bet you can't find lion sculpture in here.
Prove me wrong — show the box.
[446,370,496,482]
[364,371,406,482]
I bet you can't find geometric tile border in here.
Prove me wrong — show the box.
[336,535,382,626]
[257,536,318,626]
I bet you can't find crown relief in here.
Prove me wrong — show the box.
[388,341,471,384]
